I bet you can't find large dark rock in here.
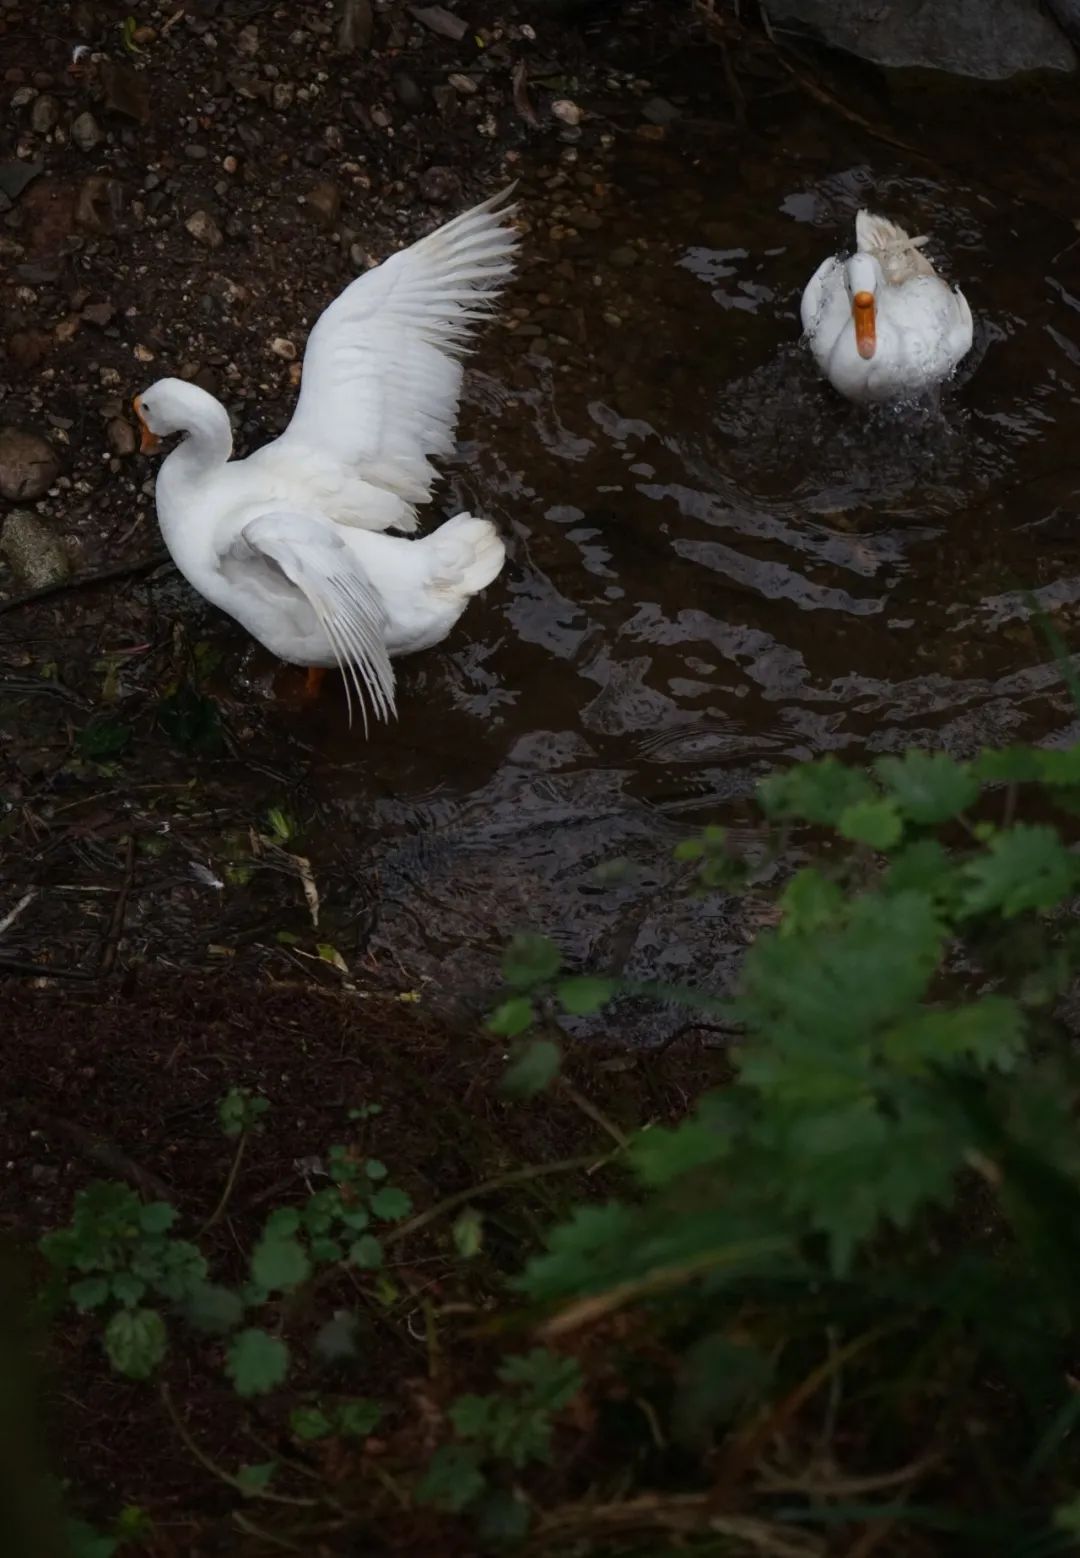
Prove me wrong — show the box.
[1046,0,1080,43]
[761,0,1075,79]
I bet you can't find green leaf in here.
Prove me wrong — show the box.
[138,1202,176,1234]
[887,997,1026,1075]
[153,1241,208,1302]
[557,976,616,1015]
[416,1443,487,1512]
[758,757,874,825]
[349,1235,384,1270]
[226,1329,289,1397]
[502,1038,562,1098]
[336,1398,383,1438]
[251,1235,311,1293]
[673,1333,771,1444]
[313,1312,361,1362]
[778,869,844,936]
[502,932,561,989]
[290,1406,333,1441]
[236,1461,277,1494]
[66,1519,118,1558]
[1038,747,1080,788]
[104,1308,167,1379]
[110,1272,147,1307]
[874,751,979,825]
[182,1282,245,1334]
[487,996,535,1037]
[77,718,132,761]
[218,1088,269,1138]
[883,840,956,903]
[498,1348,583,1412]
[70,1275,110,1311]
[453,1207,484,1259]
[974,746,1044,785]
[961,826,1078,919]
[737,889,944,1054]
[264,1207,301,1238]
[370,1187,413,1221]
[474,1488,532,1544]
[837,798,903,850]
[450,1393,495,1438]
[309,1236,344,1263]
[364,1159,389,1181]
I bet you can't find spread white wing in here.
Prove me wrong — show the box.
[225,511,395,733]
[259,187,518,521]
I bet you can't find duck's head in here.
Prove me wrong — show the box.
[844,252,881,361]
[132,377,224,455]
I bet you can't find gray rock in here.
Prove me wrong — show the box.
[337,0,374,52]
[0,427,59,501]
[0,510,71,590]
[642,96,680,126]
[186,209,224,247]
[30,94,59,134]
[410,4,467,40]
[1047,0,1080,41]
[305,180,342,227]
[106,417,137,456]
[0,159,43,201]
[761,0,1075,79]
[70,111,104,150]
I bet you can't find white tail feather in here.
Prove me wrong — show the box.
[855,209,936,283]
[427,512,506,598]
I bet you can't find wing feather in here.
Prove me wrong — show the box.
[264,186,519,509]
[234,511,396,734]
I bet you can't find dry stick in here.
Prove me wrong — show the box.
[0,551,170,616]
[531,1496,823,1557]
[555,1076,631,1150]
[714,1321,906,1503]
[198,1129,249,1237]
[159,1384,324,1509]
[386,1153,617,1248]
[539,1240,790,1341]
[0,958,98,980]
[23,1107,172,1202]
[99,834,135,976]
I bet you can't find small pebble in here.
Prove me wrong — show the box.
[186,209,224,248]
[70,111,103,151]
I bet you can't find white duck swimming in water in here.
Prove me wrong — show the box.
[800,210,973,405]
[133,188,517,731]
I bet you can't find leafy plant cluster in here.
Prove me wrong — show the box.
[42,745,1080,1554]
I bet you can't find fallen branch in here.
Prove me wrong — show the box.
[0,551,170,616]
[531,1495,824,1556]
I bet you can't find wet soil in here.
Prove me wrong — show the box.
[0,971,726,1553]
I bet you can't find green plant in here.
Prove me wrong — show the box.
[418,1349,583,1518]
[38,743,1080,1554]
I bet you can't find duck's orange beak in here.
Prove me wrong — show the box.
[132,395,161,454]
[853,290,876,360]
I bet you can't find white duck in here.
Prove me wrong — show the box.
[800,210,973,405]
[133,188,517,731]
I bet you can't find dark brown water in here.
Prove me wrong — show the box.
[279,100,1080,1036]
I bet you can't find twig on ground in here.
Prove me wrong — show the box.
[99,834,135,975]
[0,551,169,616]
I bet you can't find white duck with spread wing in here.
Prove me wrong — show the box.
[800,210,973,405]
[133,188,517,730]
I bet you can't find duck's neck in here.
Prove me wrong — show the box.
[161,397,233,488]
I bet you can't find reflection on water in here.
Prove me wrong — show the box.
[304,98,1080,1036]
